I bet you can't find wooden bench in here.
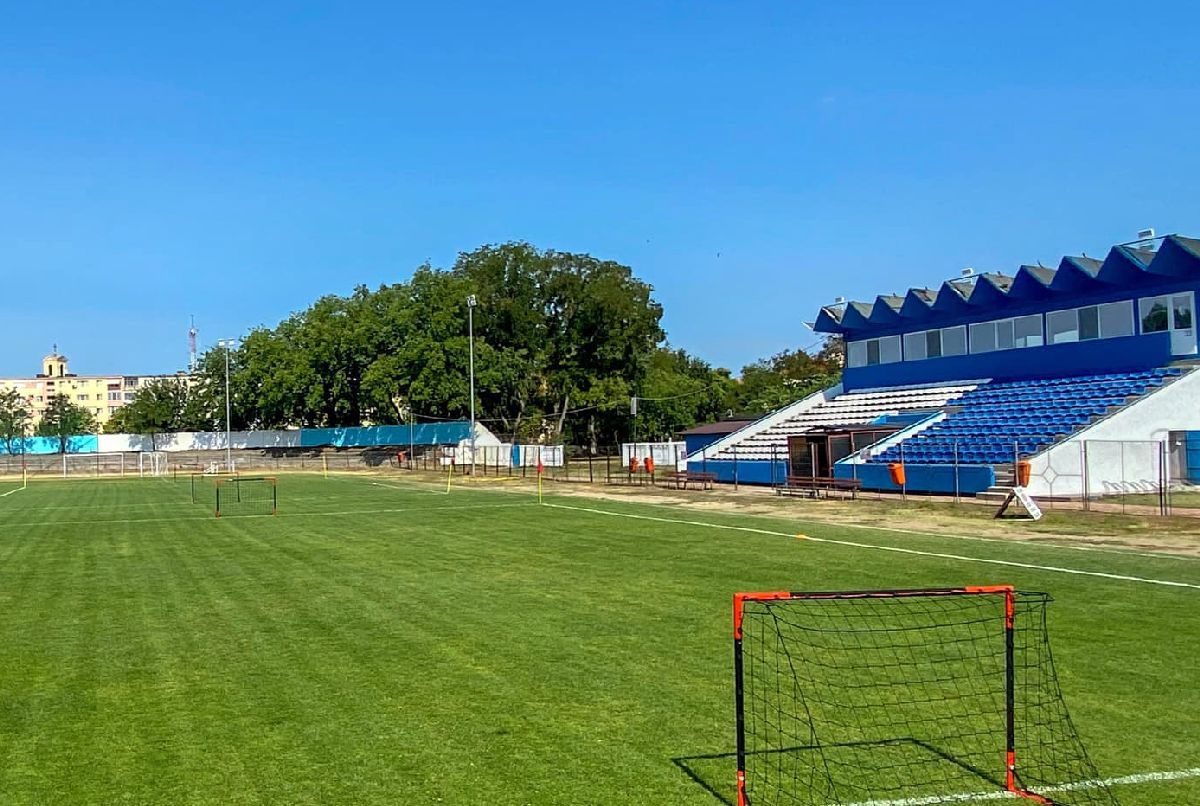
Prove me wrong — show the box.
[663,470,718,490]
[776,475,862,499]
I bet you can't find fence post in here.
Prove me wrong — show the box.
[771,444,777,487]
[1120,441,1127,515]
[588,447,594,484]
[732,445,738,490]
[953,440,960,504]
[898,440,906,501]
[1080,441,1089,510]
[1160,439,1169,517]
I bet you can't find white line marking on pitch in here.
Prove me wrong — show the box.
[369,481,448,495]
[831,766,1200,805]
[0,502,537,528]
[794,518,1200,563]
[0,487,24,498]
[543,503,1200,591]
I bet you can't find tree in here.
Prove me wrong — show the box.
[186,344,254,430]
[213,242,669,447]
[0,388,32,455]
[632,347,733,443]
[730,345,842,415]
[104,378,191,448]
[170,242,730,449]
[37,394,98,453]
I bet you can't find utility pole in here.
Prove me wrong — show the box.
[467,294,477,476]
[218,338,237,473]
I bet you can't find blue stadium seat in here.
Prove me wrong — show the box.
[872,368,1181,466]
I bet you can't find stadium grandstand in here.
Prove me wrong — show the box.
[687,232,1200,498]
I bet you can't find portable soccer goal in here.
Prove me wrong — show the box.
[733,586,1117,806]
[137,451,169,478]
[62,452,127,477]
[213,475,277,517]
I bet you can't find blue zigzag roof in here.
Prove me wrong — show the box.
[814,234,1200,336]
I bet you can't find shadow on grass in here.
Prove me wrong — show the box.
[671,749,737,805]
[672,738,1004,805]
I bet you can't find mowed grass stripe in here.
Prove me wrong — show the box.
[0,476,1196,805]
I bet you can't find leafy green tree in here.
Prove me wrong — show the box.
[632,347,733,443]
[0,388,32,455]
[729,342,842,415]
[189,242,677,445]
[103,378,191,448]
[37,394,98,453]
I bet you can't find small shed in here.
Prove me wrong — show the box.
[679,419,758,457]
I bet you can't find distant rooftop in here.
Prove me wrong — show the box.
[679,419,757,437]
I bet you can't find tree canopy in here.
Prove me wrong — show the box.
[0,388,32,454]
[116,242,842,446]
[104,378,193,448]
[727,342,843,416]
[37,394,98,453]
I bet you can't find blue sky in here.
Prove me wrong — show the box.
[1,1,1198,376]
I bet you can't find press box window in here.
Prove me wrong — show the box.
[847,341,866,368]
[941,326,967,357]
[1013,315,1042,347]
[969,322,996,354]
[1140,297,1169,333]
[1047,310,1078,344]
[1098,301,1133,338]
[903,332,926,361]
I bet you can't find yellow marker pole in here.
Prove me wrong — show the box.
[446,461,454,494]
[322,455,328,479]
[22,465,28,490]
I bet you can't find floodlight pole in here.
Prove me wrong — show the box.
[467,294,477,476]
[219,338,236,473]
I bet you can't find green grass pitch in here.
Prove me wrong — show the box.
[0,473,1196,804]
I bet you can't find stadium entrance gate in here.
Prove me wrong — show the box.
[787,425,897,479]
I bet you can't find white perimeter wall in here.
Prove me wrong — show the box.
[621,442,688,470]
[1026,368,1200,497]
[97,430,302,453]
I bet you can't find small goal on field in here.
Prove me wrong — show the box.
[733,586,1117,806]
[208,475,277,518]
[61,452,128,477]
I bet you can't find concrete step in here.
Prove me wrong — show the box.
[977,486,1015,503]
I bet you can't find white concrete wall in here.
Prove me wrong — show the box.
[96,430,302,452]
[514,444,564,467]
[1026,368,1199,497]
[96,434,155,452]
[621,442,688,469]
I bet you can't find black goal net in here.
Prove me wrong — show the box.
[214,476,277,517]
[733,586,1117,806]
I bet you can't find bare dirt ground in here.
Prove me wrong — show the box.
[358,466,1200,557]
[508,476,1200,559]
